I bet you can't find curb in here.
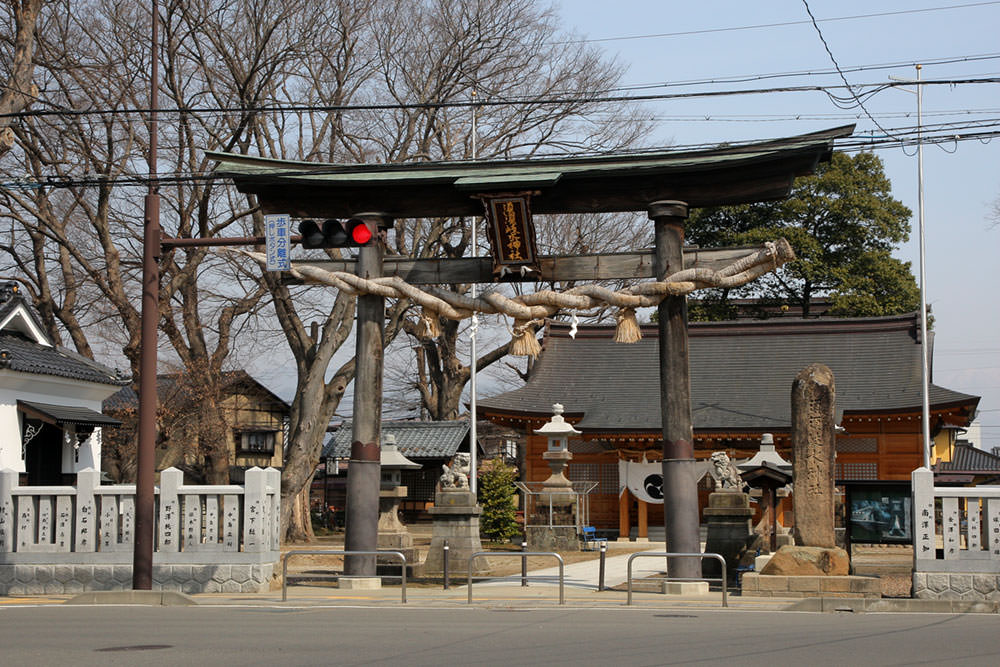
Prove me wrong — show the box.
[64,590,197,606]
[786,597,1000,614]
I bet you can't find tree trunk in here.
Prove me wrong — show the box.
[285,473,316,544]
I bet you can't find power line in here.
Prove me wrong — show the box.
[556,2,1000,45]
[1,78,996,123]
[607,53,1000,94]
[801,0,899,139]
[3,122,998,191]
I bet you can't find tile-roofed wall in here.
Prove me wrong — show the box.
[323,420,470,460]
[0,333,126,386]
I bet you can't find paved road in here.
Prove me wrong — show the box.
[2,605,997,666]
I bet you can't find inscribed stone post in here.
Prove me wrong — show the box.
[791,363,837,548]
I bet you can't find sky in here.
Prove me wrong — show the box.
[548,0,1000,450]
[252,1,999,451]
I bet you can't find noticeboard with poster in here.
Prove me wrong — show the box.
[842,481,912,545]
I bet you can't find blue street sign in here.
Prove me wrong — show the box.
[264,214,290,271]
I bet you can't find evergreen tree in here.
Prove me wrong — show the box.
[478,460,520,543]
[686,151,919,320]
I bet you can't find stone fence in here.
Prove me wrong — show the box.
[0,466,280,595]
[911,466,1000,600]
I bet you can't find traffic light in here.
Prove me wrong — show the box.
[297,218,376,248]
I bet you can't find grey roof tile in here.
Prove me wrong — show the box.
[479,314,978,433]
[0,333,127,386]
[323,420,470,460]
[939,443,1000,472]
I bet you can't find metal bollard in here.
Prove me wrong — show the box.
[598,541,607,591]
[521,540,528,587]
[443,540,450,590]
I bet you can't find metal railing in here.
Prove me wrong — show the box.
[281,549,407,603]
[626,552,727,607]
[467,551,565,605]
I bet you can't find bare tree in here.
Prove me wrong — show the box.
[0,0,648,542]
[0,0,42,156]
[0,1,306,482]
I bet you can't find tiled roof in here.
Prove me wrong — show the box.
[323,420,470,460]
[479,313,979,433]
[0,332,127,386]
[103,370,288,412]
[939,443,1000,472]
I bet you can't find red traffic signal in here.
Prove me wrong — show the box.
[298,219,376,248]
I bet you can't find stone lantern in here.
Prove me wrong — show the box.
[534,403,580,494]
[525,404,581,551]
[377,434,420,570]
[738,433,793,553]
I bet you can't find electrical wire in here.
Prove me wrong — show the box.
[554,1,1000,45]
[800,0,900,139]
[1,78,997,123]
[2,122,997,191]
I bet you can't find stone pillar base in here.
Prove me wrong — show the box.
[423,491,490,575]
[664,581,710,595]
[339,577,382,590]
[702,491,754,581]
[525,526,578,552]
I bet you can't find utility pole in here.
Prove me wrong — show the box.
[133,0,160,590]
[469,89,479,496]
[892,65,931,468]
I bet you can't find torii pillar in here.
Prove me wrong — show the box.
[650,201,701,580]
[344,214,391,580]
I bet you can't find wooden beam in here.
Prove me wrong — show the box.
[287,246,764,285]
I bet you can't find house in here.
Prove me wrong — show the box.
[0,282,126,485]
[478,313,980,538]
[104,370,289,483]
[319,420,475,519]
[936,441,1000,485]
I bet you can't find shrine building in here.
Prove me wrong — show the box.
[478,312,979,539]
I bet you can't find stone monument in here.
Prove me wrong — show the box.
[756,363,855,586]
[422,453,490,577]
[790,363,837,548]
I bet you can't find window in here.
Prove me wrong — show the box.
[236,430,276,455]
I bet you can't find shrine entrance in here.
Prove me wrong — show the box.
[210,124,853,580]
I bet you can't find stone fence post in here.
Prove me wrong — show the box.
[158,467,182,553]
[74,468,100,553]
[0,468,15,552]
[243,467,265,554]
[911,466,935,562]
[266,467,281,552]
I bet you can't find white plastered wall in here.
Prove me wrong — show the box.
[0,370,120,475]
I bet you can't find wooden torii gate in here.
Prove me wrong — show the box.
[210,124,852,580]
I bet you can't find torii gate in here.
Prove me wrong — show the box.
[209,124,853,580]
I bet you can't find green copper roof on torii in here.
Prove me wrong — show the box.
[207,124,854,219]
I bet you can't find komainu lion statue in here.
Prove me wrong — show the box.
[440,452,471,490]
[709,451,745,492]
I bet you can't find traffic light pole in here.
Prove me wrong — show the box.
[650,201,701,581]
[133,0,160,591]
[344,215,389,578]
